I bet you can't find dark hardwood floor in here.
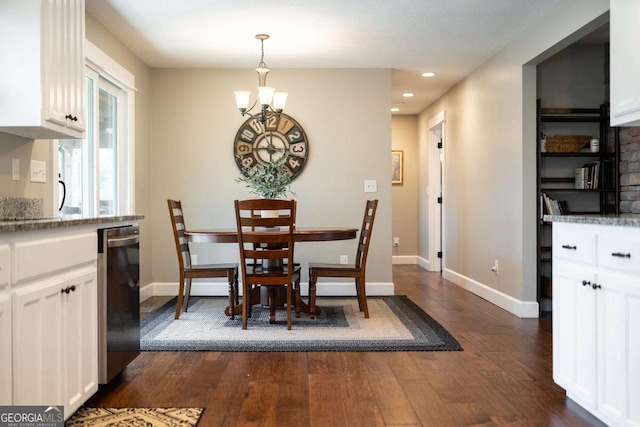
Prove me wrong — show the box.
[87,265,605,426]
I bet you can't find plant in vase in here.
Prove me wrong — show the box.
[235,155,295,200]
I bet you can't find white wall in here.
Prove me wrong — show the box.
[418,0,609,317]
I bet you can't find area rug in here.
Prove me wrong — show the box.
[141,296,462,352]
[65,407,204,426]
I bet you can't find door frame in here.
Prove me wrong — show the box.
[428,110,445,272]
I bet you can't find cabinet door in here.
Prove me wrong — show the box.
[62,268,98,416]
[0,245,9,405]
[12,278,64,406]
[0,294,11,405]
[43,0,85,133]
[610,0,640,126]
[597,272,640,426]
[553,264,597,408]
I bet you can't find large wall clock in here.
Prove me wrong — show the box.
[234,113,309,180]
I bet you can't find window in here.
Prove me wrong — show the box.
[57,41,135,218]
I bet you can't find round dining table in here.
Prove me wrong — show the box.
[184,227,358,316]
[185,227,358,243]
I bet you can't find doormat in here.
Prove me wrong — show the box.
[65,407,204,426]
[141,296,462,352]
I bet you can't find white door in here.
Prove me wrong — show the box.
[12,278,64,406]
[428,111,445,272]
[62,268,98,416]
[597,272,640,426]
[553,264,597,407]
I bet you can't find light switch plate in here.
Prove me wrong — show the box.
[364,180,377,193]
[12,158,19,181]
[30,160,46,183]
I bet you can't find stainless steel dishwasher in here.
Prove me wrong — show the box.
[97,226,140,384]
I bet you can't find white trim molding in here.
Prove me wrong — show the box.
[417,256,430,270]
[443,268,539,318]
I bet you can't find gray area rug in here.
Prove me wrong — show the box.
[141,296,462,352]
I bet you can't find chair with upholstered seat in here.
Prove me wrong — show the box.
[235,198,301,330]
[167,199,239,320]
[308,199,378,318]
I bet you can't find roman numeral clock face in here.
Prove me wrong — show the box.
[234,113,309,180]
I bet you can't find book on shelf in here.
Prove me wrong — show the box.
[541,192,569,219]
[575,161,601,189]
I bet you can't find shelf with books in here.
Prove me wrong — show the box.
[535,99,619,312]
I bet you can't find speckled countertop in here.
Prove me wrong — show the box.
[0,215,144,233]
[544,214,640,227]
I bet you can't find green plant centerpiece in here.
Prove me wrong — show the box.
[235,154,295,199]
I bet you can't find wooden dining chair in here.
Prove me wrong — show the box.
[167,199,239,320]
[308,199,378,319]
[235,198,301,330]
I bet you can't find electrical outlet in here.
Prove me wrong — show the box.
[191,254,198,265]
[393,237,400,247]
[340,255,348,264]
[364,180,377,193]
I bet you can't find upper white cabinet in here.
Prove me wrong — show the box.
[610,0,640,127]
[0,0,85,139]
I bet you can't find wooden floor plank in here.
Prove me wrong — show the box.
[85,265,605,426]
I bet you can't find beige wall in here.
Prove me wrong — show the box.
[85,13,153,286]
[150,68,393,285]
[0,135,52,213]
[418,0,608,307]
[391,115,419,258]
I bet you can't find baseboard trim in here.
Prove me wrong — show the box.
[417,256,430,270]
[392,255,418,265]
[147,281,395,298]
[443,268,539,318]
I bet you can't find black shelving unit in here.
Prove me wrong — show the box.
[535,99,620,311]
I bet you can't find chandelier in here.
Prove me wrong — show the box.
[234,34,287,125]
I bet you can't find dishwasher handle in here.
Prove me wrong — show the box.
[107,234,140,248]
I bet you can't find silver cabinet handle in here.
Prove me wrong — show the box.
[107,235,139,248]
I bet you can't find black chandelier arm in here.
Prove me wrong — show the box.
[239,104,281,125]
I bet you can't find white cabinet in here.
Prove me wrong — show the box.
[0,0,85,139]
[62,268,98,416]
[553,222,640,426]
[10,232,97,420]
[0,244,11,405]
[12,276,65,407]
[553,264,597,407]
[610,0,640,127]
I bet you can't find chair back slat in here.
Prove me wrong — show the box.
[355,199,378,269]
[235,198,296,279]
[168,199,192,269]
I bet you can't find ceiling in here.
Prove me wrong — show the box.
[86,0,567,115]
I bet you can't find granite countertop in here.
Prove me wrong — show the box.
[0,215,144,233]
[544,214,640,227]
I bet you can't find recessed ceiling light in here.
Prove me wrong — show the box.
[402,93,414,98]
[390,107,400,112]
[421,72,436,77]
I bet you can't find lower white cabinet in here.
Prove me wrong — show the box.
[0,244,11,405]
[62,268,98,416]
[12,276,65,407]
[553,222,640,427]
[10,232,98,420]
[553,264,597,407]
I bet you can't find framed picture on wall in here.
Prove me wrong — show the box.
[392,150,404,185]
